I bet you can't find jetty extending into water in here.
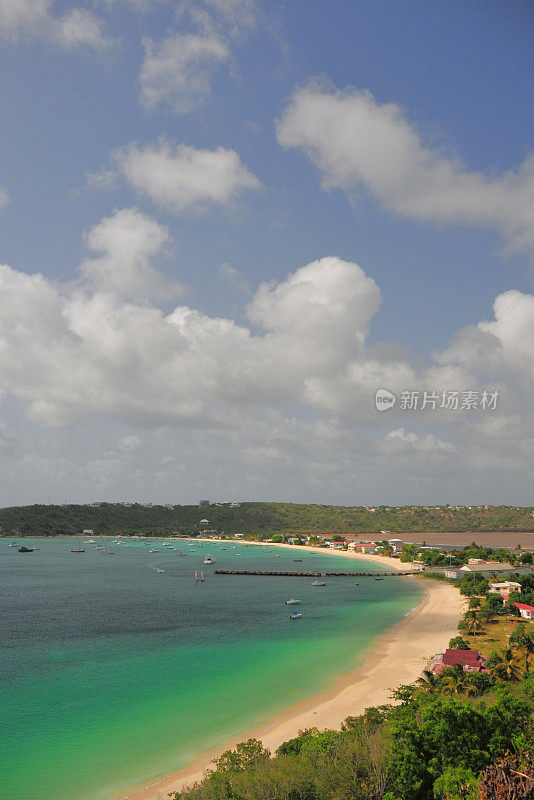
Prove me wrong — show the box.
[213,569,418,577]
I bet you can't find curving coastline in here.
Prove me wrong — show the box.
[119,545,465,800]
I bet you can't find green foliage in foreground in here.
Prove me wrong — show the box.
[2,502,534,538]
[173,674,534,800]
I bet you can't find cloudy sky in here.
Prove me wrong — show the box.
[0,0,533,506]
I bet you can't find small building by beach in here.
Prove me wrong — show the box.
[460,562,532,577]
[513,602,534,620]
[429,648,487,674]
[352,542,377,554]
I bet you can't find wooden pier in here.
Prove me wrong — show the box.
[213,568,417,577]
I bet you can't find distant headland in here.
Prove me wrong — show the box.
[2,501,533,539]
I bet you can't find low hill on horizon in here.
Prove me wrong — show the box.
[1,502,533,538]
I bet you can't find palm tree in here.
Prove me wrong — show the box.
[513,636,534,673]
[490,648,525,682]
[464,609,484,639]
[415,669,440,694]
[441,664,478,696]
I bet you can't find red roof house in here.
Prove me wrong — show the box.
[513,602,534,620]
[432,648,486,674]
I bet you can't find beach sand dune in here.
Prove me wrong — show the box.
[120,547,465,800]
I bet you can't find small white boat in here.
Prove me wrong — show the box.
[285,598,301,605]
[150,566,164,574]
[312,580,326,586]
[204,555,215,564]
[9,542,18,547]
[289,612,302,619]
[149,548,159,553]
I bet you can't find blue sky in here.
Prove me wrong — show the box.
[0,0,533,505]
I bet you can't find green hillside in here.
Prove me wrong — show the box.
[1,502,533,538]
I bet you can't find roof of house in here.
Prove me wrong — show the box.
[513,603,534,612]
[461,562,515,572]
[442,649,484,666]
[490,581,521,588]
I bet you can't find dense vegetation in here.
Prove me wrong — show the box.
[1,502,534,538]
[172,674,534,800]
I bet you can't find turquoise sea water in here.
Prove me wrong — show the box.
[0,538,422,800]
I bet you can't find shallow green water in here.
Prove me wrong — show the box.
[0,538,421,800]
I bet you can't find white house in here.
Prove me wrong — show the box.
[489,581,521,599]
[513,603,534,620]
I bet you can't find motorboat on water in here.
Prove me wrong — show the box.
[18,546,34,553]
[9,542,18,547]
[289,612,302,619]
[293,559,302,562]
[203,555,215,564]
[375,577,384,581]
[285,598,301,605]
[149,548,159,553]
[311,580,326,586]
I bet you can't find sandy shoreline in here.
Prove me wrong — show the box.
[119,543,465,800]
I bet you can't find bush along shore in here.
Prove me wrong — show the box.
[171,577,534,800]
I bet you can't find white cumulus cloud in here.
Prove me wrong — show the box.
[276,83,534,254]
[0,215,533,501]
[79,208,182,302]
[139,33,230,113]
[114,139,260,213]
[0,0,112,49]
[138,0,256,113]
